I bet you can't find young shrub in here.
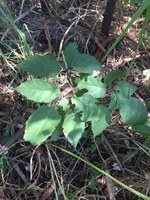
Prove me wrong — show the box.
[16,43,150,147]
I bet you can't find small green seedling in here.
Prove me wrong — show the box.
[16,42,150,148]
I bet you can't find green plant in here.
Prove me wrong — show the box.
[0,5,31,58]
[16,42,150,148]
[102,0,150,63]
[124,0,143,4]
[124,0,150,5]
[55,145,150,200]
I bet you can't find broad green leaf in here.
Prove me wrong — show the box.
[17,53,60,78]
[91,105,111,137]
[109,92,125,110]
[72,53,100,74]
[71,94,98,121]
[109,92,119,110]
[146,100,150,109]
[63,43,100,74]
[24,105,61,146]
[16,79,60,103]
[63,113,85,148]
[132,124,150,136]
[51,115,64,141]
[77,76,106,98]
[132,120,150,136]
[63,43,78,67]
[104,70,125,87]
[116,81,137,98]
[59,98,70,112]
[120,97,148,126]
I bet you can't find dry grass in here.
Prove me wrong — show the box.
[0,0,150,199]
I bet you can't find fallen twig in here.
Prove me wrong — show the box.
[0,127,24,155]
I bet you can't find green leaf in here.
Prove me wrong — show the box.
[116,81,137,98]
[63,43,100,74]
[63,113,85,148]
[88,180,97,190]
[109,92,119,110]
[132,124,150,136]
[51,115,64,141]
[0,156,7,178]
[77,75,106,98]
[63,43,78,67]
[24,105,61,145]
[59,98,70,112]
[91,105,111,137]
[16,79,60,103]
[120,97,148,126]
[104,70,125,87]
[17,53,60,78]
[109,92,125,110]
[71,94,98,121]
[72,53,100,74]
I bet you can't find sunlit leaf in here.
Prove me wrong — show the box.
[59,98,70,112]
[24,105,61,145]
[63,43,100,74]
[71,94,98,121]
[16,79,60,103]
[91,105,111,137]
[77,75,106,98]
[63,113,85,148]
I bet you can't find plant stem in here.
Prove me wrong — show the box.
[54,145,150,200]
[102,1,150,62]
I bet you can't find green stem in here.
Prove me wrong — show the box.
[0,7,31,57]
[125,4,150,79]
[62,51,68,69]
[102,0,150,62]
[54,145,150,200]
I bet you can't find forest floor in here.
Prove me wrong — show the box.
[0,1,150,200]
